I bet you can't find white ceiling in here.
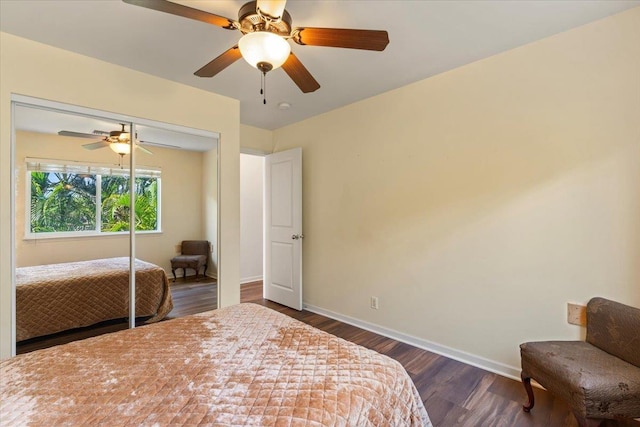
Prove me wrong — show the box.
[14,104,217,152]
[2,0,639,130]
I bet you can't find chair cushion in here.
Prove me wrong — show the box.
[170,254,207,269]
[521,341,640,419]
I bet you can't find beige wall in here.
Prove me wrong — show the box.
[238,125,270,283]
[273,8,640,375]
[240,154,265,283]
[203,147,219,278]
[0,33,241,359]
[14,131,206,273]
[240,124,273,153]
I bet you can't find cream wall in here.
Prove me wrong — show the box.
[240,124,274,153]
[14,131,205,273]
[273,8,640,375]
[0,33,241,359]
[238,124,270,284]
[240,154,264,283]
[203,147,219,278]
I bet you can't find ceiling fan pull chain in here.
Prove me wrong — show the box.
[262,71,267,105]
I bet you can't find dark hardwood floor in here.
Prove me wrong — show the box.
[16,278,639,427]
[166,277,218,318]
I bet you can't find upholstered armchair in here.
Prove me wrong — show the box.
[520,297,640,427]
[170,240,210,282]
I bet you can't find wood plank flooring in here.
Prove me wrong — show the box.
[16,278,640,427]
[166,277,218,318]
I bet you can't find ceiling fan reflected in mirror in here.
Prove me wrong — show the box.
[58,124,179,156]
[122,0,390,102]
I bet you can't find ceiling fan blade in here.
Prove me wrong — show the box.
[82,140,110,150]
[136,144,153,155]
[59,130,102,139]
[293,27,389,51]
[281,52,320,93]
[194,45,242,77]
[140,140,181,149]
[122,0,236,29]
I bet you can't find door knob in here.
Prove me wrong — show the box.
[291,234,304,240]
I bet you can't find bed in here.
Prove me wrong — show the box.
[1,303,431,426]
[15,257,173,342]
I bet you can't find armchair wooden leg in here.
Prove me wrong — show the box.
[171,268,177,282]
[521,373,535,412]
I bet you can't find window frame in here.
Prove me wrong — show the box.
[24,158,162,240]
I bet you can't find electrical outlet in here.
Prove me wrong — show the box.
[567,302,586,326]
[370,296,379,310]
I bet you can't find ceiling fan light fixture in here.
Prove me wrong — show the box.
[109,141,131,155]
[238,31,291,72]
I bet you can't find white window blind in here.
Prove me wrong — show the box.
[25,158,161,178]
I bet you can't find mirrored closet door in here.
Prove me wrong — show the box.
[12,100,219,356]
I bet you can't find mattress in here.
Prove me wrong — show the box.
[16,257,173,342]
[1,303,431,426]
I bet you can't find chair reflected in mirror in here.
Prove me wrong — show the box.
[170,240,210,282]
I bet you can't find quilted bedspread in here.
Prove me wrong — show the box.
[16,257,173,342]
[0,303,432,426]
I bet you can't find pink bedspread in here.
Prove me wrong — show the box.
[0,303,431,426]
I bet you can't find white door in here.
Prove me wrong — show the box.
[264,148,302,310]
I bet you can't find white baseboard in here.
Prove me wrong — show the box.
[169,271,216,280]
[303,303,521,381]
[241,275,263,285]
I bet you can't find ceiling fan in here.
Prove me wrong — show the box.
[58,124,176,156]
[122,0,389,96]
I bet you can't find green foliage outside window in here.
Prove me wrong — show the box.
[29,171,159,234]
[101,176,158,232]
[30,172,97,233]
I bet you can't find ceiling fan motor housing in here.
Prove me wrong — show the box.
[108,123,129,141]
[238,1,291,36]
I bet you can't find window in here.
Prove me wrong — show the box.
[26,158,161,238]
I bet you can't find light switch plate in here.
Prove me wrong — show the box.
[567,302,586,326]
